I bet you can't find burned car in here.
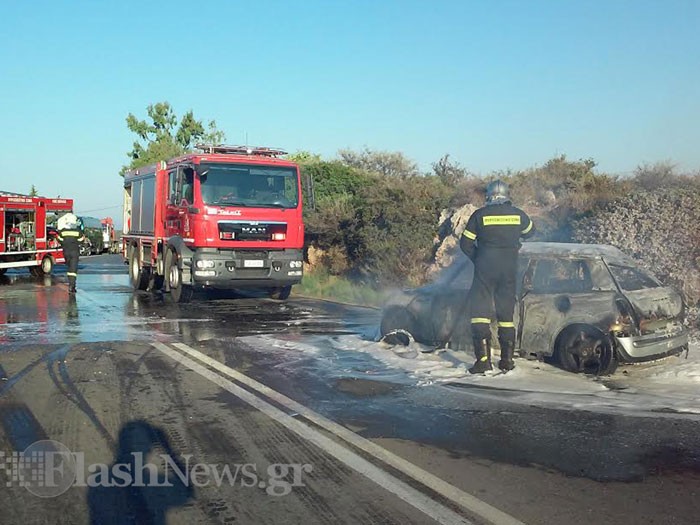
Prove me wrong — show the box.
[380,242,689,375]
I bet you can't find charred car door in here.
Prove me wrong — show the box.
[518,258,619,358]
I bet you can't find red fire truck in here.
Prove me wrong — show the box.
[100,217,120,253]
[121,145,306,302]
[0,191,74,277]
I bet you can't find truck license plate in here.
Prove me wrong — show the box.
[244,260,264,268]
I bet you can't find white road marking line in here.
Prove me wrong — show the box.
[153,342,472,525]
[169,341,526,525]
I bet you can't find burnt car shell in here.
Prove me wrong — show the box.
[380,242,689,372]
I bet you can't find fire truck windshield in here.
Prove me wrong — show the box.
[199,164,299,209]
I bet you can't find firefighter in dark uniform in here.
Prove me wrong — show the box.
[58,216,85,293]
[460,180,534,374]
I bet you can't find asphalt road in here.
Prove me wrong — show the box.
[0,255,699,525]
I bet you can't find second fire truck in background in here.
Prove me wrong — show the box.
[100,217,120,254]
[0,191,74,277]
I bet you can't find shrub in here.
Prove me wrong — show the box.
[572,189,700,305]
[350,174,451,285]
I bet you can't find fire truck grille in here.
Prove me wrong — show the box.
[218,222,287,242]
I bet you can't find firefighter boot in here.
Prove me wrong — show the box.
[469,339,492,374]
[68,275,77,294]
[498,339,515,372]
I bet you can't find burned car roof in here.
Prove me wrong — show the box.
[520,242,636,266]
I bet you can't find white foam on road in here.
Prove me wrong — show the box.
[238,331,700,417]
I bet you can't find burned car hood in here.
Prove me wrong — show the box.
[623,286,684,321]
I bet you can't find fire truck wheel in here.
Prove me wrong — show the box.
[269,285,292,301]
[129,249,150,291]
[166,253,193,303]
[169,267,193,303]
[31,256,54,277]
[41,256,54,275]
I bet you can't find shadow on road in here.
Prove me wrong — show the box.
[87,420,194,525]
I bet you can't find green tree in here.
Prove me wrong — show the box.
[29,185,39,197]
[121,102,225,175]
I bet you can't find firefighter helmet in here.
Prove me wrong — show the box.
[485,180,510,204]
[57,213,79,230]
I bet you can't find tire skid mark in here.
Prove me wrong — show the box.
[179,348,440,525]
[217,385,363,522]
[139,351,240,525]
[43,345,116,449]
[0,346,68,397]
[235,411,345,524]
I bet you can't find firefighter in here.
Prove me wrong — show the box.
[460,180,534,374]
[57,213,85,293]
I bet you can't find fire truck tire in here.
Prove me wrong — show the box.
[166,250,193,303]
[169,268,193,303]
[129,249,150,291]
[269,285,292,301]
[29,255,53,277]
[31,256,54,277]
[41,256,54,275]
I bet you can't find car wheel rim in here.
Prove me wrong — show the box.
[569,337,612,375]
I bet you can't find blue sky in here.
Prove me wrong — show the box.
[0,0,698,217]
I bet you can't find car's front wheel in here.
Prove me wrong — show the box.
[555,326,617,375]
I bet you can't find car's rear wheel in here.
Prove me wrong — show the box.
[556,326,617,375]
[380,307,417,338]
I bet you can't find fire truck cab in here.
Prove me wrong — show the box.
[0,191,74,277]
[122,145,305,302]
